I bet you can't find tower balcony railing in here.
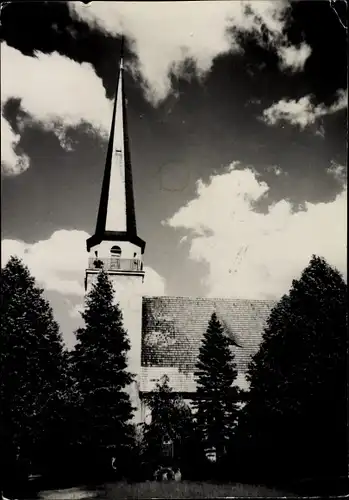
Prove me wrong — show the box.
[88,257,143,272]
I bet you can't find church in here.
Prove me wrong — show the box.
[84,47,275,425]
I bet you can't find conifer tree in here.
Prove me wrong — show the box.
[0,256,65,476]
[37,350,81,482]
[72,270,135,476]
[239,255,347,486]
[193,312,240,460]
[142,375,193,468]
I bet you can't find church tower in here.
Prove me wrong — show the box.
[85,40,146,422]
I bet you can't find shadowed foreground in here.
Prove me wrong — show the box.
[37,482,297,500]
[105,481,297,498]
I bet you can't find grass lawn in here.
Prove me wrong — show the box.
[37,476,349,499]
[98,481,297,498]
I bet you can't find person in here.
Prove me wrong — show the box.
[93,256,104,269]
[174,468,182,481]
[154,466,162,481]
[132,253,138,271]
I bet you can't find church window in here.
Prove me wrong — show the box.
[110,245,122,256]
[110,245,121,270]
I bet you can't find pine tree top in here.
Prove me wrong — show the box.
[1,255,64,354]
[1,255,66,424]
[2,255,41,293]
[260,254,347,345]
[73,269,133,392]
[193,313,240,452]
[246,254,347,411]
[76,270,129,350]
[194,312,239,394]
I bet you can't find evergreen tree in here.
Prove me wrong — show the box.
[72,270,135,478]
[239,255,347,487]
[142,374,193,470]
[193,312,240,460]
[36,350,81,484]
[0,256,65,479]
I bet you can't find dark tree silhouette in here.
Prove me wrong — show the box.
[72,270,135,479]
[193,312,240,460]
[238,255,347,491]
[141,375,193,474]
[0,256,66,490]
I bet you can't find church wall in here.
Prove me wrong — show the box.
[85,269,144,423]
[140,398,152,424]
[141,366,196,393]
[140,366,249,393]
[140,397,196,427]
[89,240,143,260]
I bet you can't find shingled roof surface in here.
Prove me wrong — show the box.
[141,296,276,374]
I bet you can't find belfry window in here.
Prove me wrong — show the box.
[110,246,121,270]
[110,246,122,257]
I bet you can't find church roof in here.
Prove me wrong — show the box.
[141,296,276,376]
[87,38,145,253]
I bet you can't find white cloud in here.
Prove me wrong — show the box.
[2,230,166,345]
[1,114,30,175]
[267,164,285,176]
[1,230,90,296]
[327,161,347,183]
[329,88,348,112]
[262,88,348,129]
[278,42,311,73]
[143,267,166,296]
[1,2,312,176]
[2,230,165,297]
[164,163,347,299]
[68,0,311,104]
[1,42,111,175]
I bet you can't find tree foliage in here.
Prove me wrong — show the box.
[238,255,347,485]
[72,270,135,475]
[0,256,66,475]
[193,312,240,459]
[142,375,193,466]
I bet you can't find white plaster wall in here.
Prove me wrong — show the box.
[140,366,197,393]
[140,366,249,393]
[86,269,144,423]
[141,399,152,425]
[89,241,143,260]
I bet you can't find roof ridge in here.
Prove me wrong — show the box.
[142,295,277,302]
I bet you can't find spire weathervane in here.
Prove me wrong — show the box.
[120,35,125,70]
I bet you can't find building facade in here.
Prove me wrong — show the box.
[84,47,275,425]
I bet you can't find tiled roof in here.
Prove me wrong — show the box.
[141,296,276,378]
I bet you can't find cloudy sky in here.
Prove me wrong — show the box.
[1,1,347,349]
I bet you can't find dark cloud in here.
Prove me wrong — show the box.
[1,0,347,306]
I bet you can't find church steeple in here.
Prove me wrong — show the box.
[86,38,145,253]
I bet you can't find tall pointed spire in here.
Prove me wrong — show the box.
[87,37,145,253]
